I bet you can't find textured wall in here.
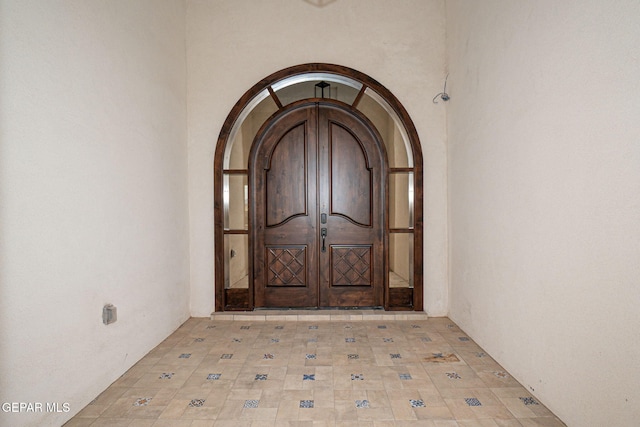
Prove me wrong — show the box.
[0,1,190,425]
[187,0,448,316]
[446,1,640,425]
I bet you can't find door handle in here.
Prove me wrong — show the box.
[321,228,327,252]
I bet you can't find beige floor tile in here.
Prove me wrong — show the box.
[73,403,109,418]
[122,420,155,427]
[157,399,190,419]
[62,418,96,427]
[389,398,419,420]
[457,420,524,427]
[151,420,193,427]
[518,418,566,427]
[89,419,135,427]
[414,404,456,420]
[499,398,554,419]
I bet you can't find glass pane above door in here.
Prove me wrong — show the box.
[275,79,361,106]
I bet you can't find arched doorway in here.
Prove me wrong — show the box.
[214,63,423,311]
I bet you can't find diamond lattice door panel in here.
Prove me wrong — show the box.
[267,247,307,287]
[331,246,372,286]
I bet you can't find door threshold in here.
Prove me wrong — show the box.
[211,309,428,322]
[254,306,384,311]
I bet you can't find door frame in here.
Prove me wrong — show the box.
[214,63,424,311]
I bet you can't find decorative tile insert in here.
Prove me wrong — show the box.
[344,325,353,329]
[159,373,174,379]
[189,399,205,408]
[179,354,191,359]
[275,326,284,330]
[308,338,318,343]
[309,325,318,330]
[244,400,259,409]
[390,353,402,359]
[399,373,412,380]
[271,338,280,343]
[411,325,421,328]
[194,338,205,342]
[465,398,482,407]
[206,325,216,329]
[263,353,275,359]
[475,352,486,358]
[345,338,356,343]
[240,326,251,330]
[409,399,426,408]
[303,374,315,381]
[305,354,316,359]
[519,397,540,406]
[446,372,462,379]
[351,374,364,381]
[221,354,233,359]
[233,338,242,342]
[255,374,268,381]
[355,400,370,408]
[347,354,359,360]
[383,338,393,342]
[458,337,470,342]
[207,373,221,380]
[378,325,387,329]
[299,400,314,408]
[133,397,152,407]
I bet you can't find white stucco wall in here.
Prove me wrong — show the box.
[446,1,640,425]
[0,1,190,425]
[187,0,449,316]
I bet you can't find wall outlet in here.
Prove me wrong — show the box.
[103,304,117,325]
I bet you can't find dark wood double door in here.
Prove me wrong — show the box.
[250,100,386,308]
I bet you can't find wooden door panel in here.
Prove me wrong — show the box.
[329,122,372,226]
[266,124,307,227]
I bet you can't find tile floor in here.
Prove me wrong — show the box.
[65,314,566,427]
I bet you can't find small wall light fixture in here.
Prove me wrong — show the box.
[433,74,450,103]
